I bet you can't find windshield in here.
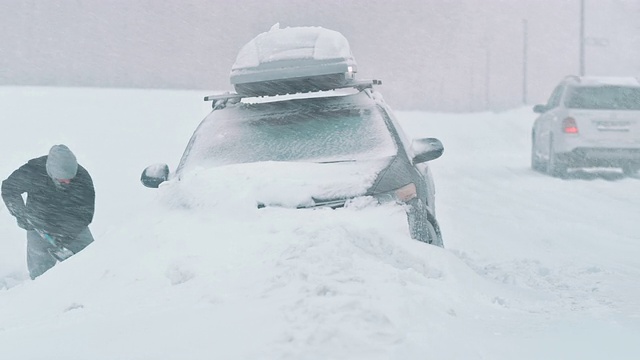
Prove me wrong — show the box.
[177,94,397,173]
[565,86,640,110]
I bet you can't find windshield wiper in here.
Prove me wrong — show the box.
[316,159,357,164]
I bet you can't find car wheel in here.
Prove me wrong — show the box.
[408,199,444,247]
[531,133,546,172]
[547,136,567,178]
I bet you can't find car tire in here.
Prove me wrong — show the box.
[425,217,444,247]
[547,136,567,178]
[408,199,444,247]
[531,133,546,172]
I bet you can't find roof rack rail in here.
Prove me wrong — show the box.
[203,79,382,109]
[203,92,244,110]
[203,93,243,103]
[347,79,382,90]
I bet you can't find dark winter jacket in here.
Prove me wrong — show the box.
[1,156,95,239]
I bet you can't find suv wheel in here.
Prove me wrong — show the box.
[408,199,443,247]
[547,136,567,178]
[531,134,546,172]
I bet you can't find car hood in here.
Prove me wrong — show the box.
[160,158,393,210]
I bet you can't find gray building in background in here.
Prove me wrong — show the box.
[1,0,638,112]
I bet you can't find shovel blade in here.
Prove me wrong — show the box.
[49,247,74,262]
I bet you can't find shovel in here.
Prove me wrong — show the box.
[26,219,75,261]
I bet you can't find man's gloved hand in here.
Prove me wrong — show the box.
[16,216,34,231]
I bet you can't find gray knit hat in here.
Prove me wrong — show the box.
[46,145,78,180]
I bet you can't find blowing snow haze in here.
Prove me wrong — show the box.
[1,0,639,111]
[2,2,640,359]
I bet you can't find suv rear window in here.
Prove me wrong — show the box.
[565,86,640,110]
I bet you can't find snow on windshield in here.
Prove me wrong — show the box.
[178,93,397,172]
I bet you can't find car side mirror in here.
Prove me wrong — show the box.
[533,104,547,113]
[141,163,170,188]
[411,138,444,164]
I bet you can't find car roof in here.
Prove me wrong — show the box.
[207,25,382,108]
[204,79,383,110]
[562,75,640,87]
[207,90,379,121]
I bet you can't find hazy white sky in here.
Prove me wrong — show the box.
[0,0,638,111]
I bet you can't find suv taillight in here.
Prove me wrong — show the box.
[563,117,579,134]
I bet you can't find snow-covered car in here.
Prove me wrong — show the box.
[531,75,640,177]
[141,25,445,246]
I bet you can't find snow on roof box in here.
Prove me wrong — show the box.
[230,24,358,96]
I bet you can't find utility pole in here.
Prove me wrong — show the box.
[522,19,528,105]
[485,46,490,110]
[579,0,585,75]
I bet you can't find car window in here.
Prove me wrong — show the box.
[177,94,397,173]
[546,85,565,109]
[381,104,414,158]
[564,86,640,110]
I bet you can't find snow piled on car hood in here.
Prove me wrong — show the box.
[161,158,392,210]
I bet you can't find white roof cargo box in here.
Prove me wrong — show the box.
[230,25,358,96]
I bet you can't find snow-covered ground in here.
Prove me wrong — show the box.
[1,86,639,359]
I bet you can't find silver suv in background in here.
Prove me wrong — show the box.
[531,76,640,177]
